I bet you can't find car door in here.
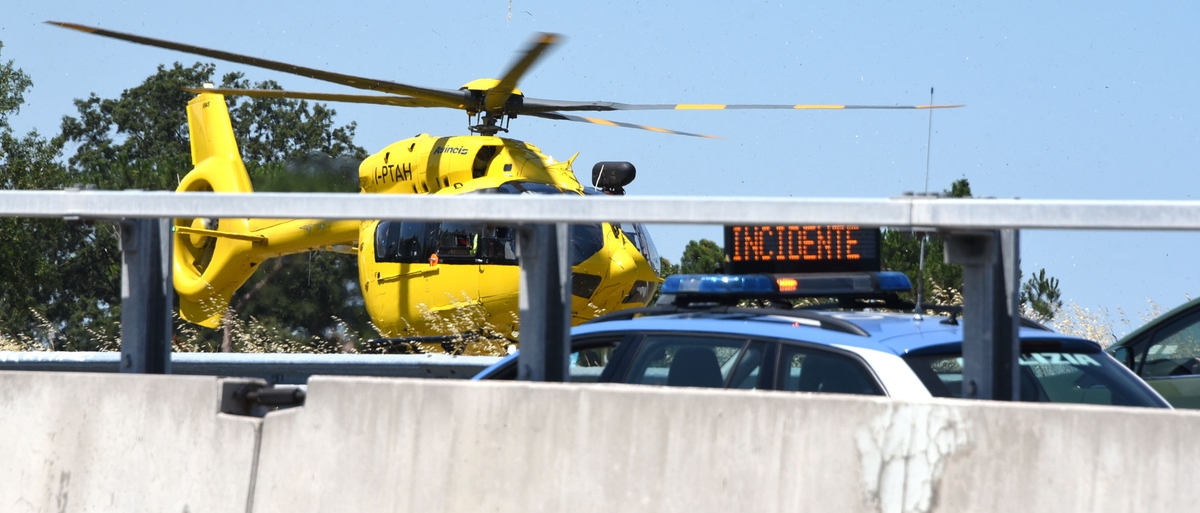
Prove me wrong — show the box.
[1116,308,1200,409]
[604,332,775,390]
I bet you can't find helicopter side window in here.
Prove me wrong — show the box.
[437,222,481,260]
[436,222,520,265]
[472,146,501,179]
[375,221,519,266]
[374,221,436,263]
[477,225,519,264]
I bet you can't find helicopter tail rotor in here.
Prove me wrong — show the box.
[172,89,261,328]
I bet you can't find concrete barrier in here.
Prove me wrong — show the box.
[0,371,261,513]
[252,377,1200,513]
[7,373,1200,512]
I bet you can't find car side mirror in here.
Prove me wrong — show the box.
[1111,347,1130,367]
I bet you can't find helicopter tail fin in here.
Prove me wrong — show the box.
[172,90,260,328]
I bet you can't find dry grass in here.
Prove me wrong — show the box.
[0,309,120,352]
[1039,297,1188,348]
[5,294,1190,354]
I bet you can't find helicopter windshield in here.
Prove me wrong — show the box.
[472,181,577,195]
[618,223,661,275]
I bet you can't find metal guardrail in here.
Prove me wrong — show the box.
[0,352,501,385]
[4,189,1200,229]
[5,189,1200,385]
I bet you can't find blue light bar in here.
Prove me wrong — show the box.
[876,271,913,292]
[662,271,912,301]
[661,274,776,295]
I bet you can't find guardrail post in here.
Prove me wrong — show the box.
[516,223,571,381]
[119,218,172,374]
[945,229,1020,400]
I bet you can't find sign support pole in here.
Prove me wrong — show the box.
[945,229,1020,400]
[516,223,571,381]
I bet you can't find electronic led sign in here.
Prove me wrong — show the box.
[724,225,881,274]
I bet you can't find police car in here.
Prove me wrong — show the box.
[475,226,1169,408]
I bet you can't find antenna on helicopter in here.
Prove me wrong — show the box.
[914,87,936,319]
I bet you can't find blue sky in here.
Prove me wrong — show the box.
[3,0,1198,329]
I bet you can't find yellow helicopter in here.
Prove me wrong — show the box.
[50,21,962,352]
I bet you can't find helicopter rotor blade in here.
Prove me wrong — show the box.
[484,33,561,114]
[519,98,965,113]
[181,87,446,108]
[524,112,721,139]
[47,21,471,110]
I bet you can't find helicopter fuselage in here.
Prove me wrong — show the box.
[352,134,660,345]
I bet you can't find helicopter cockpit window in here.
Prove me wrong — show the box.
[375,221,518,265]
[571,224,606,266]
[618,223,661,275]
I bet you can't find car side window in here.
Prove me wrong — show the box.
[569,341,620,383]
[1139,312,1200,378]
[622,334,759,389]
[480,337,621,381]
[777,345,883,396]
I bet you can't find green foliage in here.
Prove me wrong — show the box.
[0,42,110,348]
[1021,268,1063,322]
[0,42,32,126]
[880,178,972,306]
[882,177,1065,319]
[222,72,367,163]
[679,239,725,274]
[651,239,724,304]
[881,230,964,306]
[1,49,371,350]
[658,257,680,278]
[947,177,971,199]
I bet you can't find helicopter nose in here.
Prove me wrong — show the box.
[607,246,637,276]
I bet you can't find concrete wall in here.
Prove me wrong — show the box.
[6,372,1200,513]
[0,371,261,513]
[252,377,1200,513]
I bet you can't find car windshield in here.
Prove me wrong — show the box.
[904,349,1168,408]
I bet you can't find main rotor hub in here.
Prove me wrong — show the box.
[460,79,525,135]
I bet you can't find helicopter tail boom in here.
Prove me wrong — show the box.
[173,91,260,327]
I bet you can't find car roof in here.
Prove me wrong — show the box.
[573,309,1094,356]
[1111,296,1200,348]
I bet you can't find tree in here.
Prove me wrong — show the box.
[658,257,680,278]
[2,54,372,350]
[880,179,970,308]
[0,41,96,348]
[679,239,725,274]
[651,239,724,304]
[881,177,1065,319]
[1021,268,1062,322]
